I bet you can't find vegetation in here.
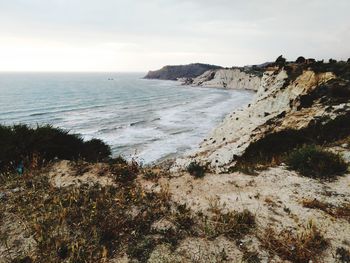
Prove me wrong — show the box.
[236,112,350,173]
[301,199,350,222]
[0,124,111,171]
[260,222,329,263]
[214,209,256,240]
[242,251,260,263]
[201,203,256,240]
[275,55,287,67]
[287,145,347,178]
[295,56,306,64]
[187,161,206,178]
[143,170,158,180]
[336,247,350,263]
[0,164,174,262]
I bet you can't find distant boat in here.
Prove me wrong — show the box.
[108,78,114,80]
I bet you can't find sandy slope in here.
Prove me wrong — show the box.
[141,165,350,262]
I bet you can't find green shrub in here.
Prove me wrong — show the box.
[143,170,158,180]
[110,160,139,184]
[287,145,347,178]
[108,156,128,165]
[0,124,111,171]
[336,247,350,262]
[275,55,286,67]
[187,161,206,178]
[81,139,112,162]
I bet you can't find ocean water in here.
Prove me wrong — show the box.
[0,72,254,164]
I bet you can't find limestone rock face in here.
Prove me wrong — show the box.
[192,68,261,91]
[174,67,349,171]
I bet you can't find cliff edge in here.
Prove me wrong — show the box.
[191,67,263,91]
[175,59,350,171]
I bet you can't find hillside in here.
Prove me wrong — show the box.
[144,63,223,80]
[175,59,350,171]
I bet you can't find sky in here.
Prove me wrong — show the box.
[0,0,349,72]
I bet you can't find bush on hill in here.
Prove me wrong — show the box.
[187,161,206,178]
[275,55,287,67]
[287,145,347,178]
[0,124,111,171]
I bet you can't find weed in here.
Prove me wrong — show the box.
[228,163,258,175]
[187,161,206,178]
[0,162,180,262]
[110,159,139,184]
[336,247,350,262]
[143,170,158,181]
[127,236,157,262]
[302,199,350,222]
[173,203,195,232]
[242,250,261,263]
[202,209,256,240]
[287,145,347,178]
[301,198,331,211]
[260,222,329,263]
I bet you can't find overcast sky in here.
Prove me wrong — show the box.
[0,0,349,72]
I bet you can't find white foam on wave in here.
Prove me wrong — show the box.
[0,73,254,164]
[127,89,254,164]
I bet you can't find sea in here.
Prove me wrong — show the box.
[0,72,254,164]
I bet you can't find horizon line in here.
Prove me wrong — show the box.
[0,70,148,73]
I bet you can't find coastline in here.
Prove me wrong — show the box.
[1,59,350,262]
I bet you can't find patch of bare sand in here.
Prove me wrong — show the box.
[141,166,350,262]
[48,160,115,187]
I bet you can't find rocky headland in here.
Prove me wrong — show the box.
[143,63,222,81]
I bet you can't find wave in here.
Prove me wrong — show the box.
[130,120,147,127]
[0,73,254,164]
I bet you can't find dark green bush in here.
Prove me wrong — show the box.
[296,56,306,64]
[108,156,128,165]
[110,160,139,184]
[0,124,111,171]
[287,145,347,178]
[187,161,206,178]
[275,55,286,67]
[81,139,112,162]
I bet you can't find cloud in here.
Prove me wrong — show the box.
[0,0,349,71]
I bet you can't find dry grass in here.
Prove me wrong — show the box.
[259,222,329,263]
[242,250,261,263]
[200,208,256,240]
[0,162,190,263]
[302,199,350,222]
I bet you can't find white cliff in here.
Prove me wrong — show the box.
[174,66,348,171]
[191,68,261,91]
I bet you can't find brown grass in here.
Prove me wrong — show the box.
[0,162,188,263]
[259,222,329,263]
[302,198,350,222]
[200,208,256,240]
